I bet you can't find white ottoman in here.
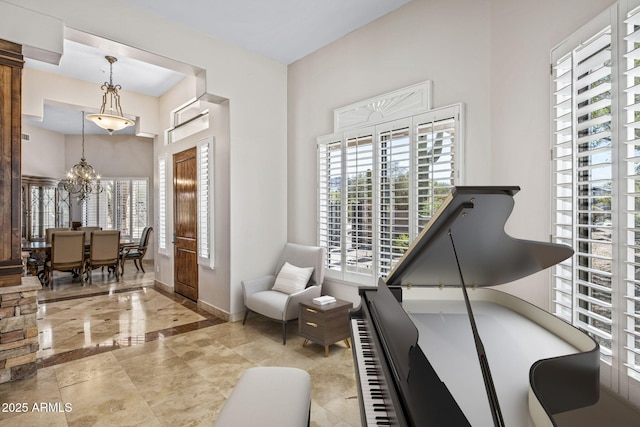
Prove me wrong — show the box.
[214,367,311,427]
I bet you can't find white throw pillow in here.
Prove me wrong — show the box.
[272,262,314,295]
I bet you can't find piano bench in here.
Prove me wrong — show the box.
[213,367,311,427]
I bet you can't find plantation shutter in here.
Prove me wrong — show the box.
[158,155,167,253]
[551,49,576,324]
[116,180,131,236]
[130,179,148,240]
[414,113,458,233]
[197,139,213,267]
[317,104,462,284]
[377,120,411,277]
[573,27,614,364]
[83,179,114,228]
[551,22,614,364]
[82,178,147,240]
[344,129,375,276]
[624,5,640,382]
[318,135,343,271]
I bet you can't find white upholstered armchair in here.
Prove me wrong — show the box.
[242,243,325,344]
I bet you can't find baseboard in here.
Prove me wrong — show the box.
[153,279,244,322]
[197,299,234,322]
[153,279,172,294]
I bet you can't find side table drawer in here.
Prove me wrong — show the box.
[300,305,325,325]
[300,318,324,337]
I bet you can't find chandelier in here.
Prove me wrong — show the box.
[86,55,135,134]
[61,111,104,203]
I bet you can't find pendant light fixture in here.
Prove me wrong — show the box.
[86,55,135,134]
[61,111,104,203]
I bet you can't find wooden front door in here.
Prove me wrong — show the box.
[173,147,198,301]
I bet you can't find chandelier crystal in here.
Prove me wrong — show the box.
[61,111,104,203]
[86,55,135,134]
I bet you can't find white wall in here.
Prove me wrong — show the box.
[205,102,231,315]
[63,134,153,179]
[21,124,65,178]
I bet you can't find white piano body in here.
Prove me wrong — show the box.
[350,187,600,427]
[402,287,597,426]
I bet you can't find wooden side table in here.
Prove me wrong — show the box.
[299,298,353,357]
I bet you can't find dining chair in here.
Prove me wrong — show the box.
[44,231,85,287]
[45,227,71,244]
[79,226,102,245]
[86,230,120,285]
[40,227,71,281]
[121,226,153,274]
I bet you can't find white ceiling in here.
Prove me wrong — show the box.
[121,0,412,65]
[24,0,412,135]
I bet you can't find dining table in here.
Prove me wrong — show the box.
[22,238,135,284]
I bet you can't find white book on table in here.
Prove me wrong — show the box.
[313,295,336,305]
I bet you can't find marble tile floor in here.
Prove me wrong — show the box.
[0,266,361,426]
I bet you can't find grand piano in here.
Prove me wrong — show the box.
[350,186,600,426]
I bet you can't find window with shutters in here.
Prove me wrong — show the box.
[158,154,168,254]
[197,138,214,268]
[551,0,640,406]
[318,104,462,284]
[82,178,149,240]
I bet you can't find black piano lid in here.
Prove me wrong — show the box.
[385,186,574,288]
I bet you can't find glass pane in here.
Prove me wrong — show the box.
[378,126,410,277]
[30,186,57,240]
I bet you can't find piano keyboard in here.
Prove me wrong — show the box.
[351,318,396,426]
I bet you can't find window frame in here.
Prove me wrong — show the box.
[550,0,640,406]
[82,177,149,241]
[318,103,463,285]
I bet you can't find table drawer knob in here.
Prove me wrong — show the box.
[305,307,318,314]
[305,322,318,328]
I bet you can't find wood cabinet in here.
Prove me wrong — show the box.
[299,298,353,357]
[21,175,71,242]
